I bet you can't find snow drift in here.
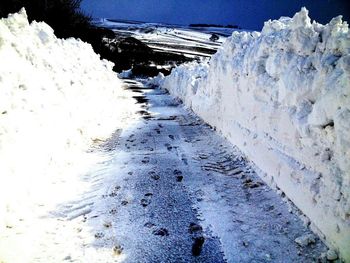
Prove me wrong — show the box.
[0,9,137,233]
[161,8,350,261]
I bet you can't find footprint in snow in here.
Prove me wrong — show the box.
[173,169,184,182]
[141,193,153,207]
[109,208,117,214]
[121,200,129,206]
[149,171,160,180]
[109,185,121,197]
[142,156,150,164]
[243,178,264,188]
[176,176,183,182]
[165,143,173,151]
[173,169,182,175]
[192,236,205,256]
[113,245,123,256]
[94,232,104,239]
[188,223,203,234]
[141,199,150,207]
[152,228,169,236]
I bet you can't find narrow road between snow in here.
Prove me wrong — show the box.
[65,79,325,263]
[50,79,327,263]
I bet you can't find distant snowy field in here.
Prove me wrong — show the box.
[94,18,240,58]
[158,8,350,261]
[0,9,139,261]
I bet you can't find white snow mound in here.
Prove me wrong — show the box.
[162,8,350,261]
[0,9,137,231]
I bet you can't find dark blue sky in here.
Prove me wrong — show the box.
[81,0,350,30]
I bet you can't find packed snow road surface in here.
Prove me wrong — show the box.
[0,79,327,262]
[53,80,326,263]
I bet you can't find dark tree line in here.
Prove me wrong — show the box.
[0,0,191,76]
[0,0,115,64]
[0,0,93,39]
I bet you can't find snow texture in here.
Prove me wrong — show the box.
[161,8,350,261]
[0,8,138,242]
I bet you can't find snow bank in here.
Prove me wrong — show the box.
[0,9,137,232]
[162,8,350,261]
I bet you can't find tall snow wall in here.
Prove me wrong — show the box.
[0,9,137,233]
[162,8,350,261]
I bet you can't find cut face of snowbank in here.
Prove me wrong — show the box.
[0,8,138,242]
[161,8,350,261]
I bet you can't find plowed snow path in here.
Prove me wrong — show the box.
[2,80,327,263]
[71,80,325,263]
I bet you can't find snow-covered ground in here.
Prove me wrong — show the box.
[0,9,140,262]
[0,7,345,263]
[160,8,350,261]
[74,78,326,263]
[95,18,235,58]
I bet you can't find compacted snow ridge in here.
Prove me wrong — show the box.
[160,8,350,261]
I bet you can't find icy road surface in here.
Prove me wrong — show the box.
[52,80,326,263]
[1,80,327,263]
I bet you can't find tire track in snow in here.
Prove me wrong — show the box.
[50,79,327,262]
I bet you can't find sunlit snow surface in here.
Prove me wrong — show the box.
[0,9,236,262]
[95,18,241,58]
[160,8,350,261]
[0,9,140,262]
[0,7,345,263]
